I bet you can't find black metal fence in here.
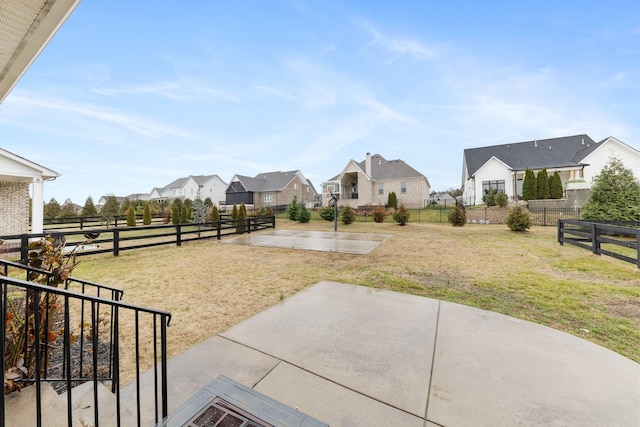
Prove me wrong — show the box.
[465,207,582,226]
[558,219,640,268]
[0,260,172,425]
[2,216,276,261]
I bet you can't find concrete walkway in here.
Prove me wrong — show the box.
[127,281,640,426]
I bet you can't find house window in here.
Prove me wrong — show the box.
[482,180,505,194]
[401,182,407,194]
[378,183,384,195]
[294,183,299,190]
[264,193,273,203]
[306,186,309,193]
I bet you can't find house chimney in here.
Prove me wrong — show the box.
[365,152,372,176]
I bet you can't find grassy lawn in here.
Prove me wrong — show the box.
[71,219,640,383]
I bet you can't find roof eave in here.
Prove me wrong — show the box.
[0,0,81,104]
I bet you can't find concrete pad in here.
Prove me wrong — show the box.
[254,362,426,427]
[220,281,439,416]
[119,336,280,424]
[427,301,640,426]
[62,381,117,427]
[223,230,391,254]
[4,383,79,427]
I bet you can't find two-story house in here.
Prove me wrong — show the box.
[321,153,430,209]
[150,175,227,205]
[225,170,316,210]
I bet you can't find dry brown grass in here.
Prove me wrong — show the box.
[73,220,640,383]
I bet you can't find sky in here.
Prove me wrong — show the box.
[2,0,640,205]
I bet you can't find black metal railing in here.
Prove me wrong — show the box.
[1,216,276,261]
[1,265,172,425]
[558,219,640,268]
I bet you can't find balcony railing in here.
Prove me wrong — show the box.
[1,259,172,426]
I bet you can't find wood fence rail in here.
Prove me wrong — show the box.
[558,219,640,268]
[1,216,275,262]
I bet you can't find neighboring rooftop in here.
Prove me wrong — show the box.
[463,134,600,177]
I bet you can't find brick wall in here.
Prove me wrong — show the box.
[0,181,29,235]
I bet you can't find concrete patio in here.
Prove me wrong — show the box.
[222,230,391,254]
[124,281,640,426]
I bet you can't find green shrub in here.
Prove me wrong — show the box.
[483,188,497,206]
[373,205,386,223]
[210,205,219,222]
[258,206,274,217]
[549,171,563,199]
[127,207,137,226]
[495,191,508,207]
[287,197,300,221]
[537,168,550,199]
[582,157,640,221]
[393,204,410,226]
[181,205,189,224]
[387,192,398,209]
[447,202,466,226]
[341,206,355,224]
[236,203,247,234]
[143,202,152,225]
[506,205,533,232]
[522,168,537,200]
[172,205,180,224]
[298,203,311,223]
[320,206,334,221]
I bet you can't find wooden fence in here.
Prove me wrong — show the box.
[558,219,640,268]
[1,216,275,262]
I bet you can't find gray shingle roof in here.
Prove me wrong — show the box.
[235,171,300,192]
[464,134,598,177]
[356,154,425,180]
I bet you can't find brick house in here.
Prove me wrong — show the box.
[321,153,430,209]
[0,148,59,235]
[225,170,317,210]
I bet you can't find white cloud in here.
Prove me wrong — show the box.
[255,85,295,101]
[2,93,197,140]
[362,22,436,61]
[92,80,240,103]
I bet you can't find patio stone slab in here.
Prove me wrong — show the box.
[222,230,391,254]
[254,362,426,427]
[427,301,640,426]
[220,281,439,416]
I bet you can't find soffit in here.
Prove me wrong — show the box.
[0,0,81,103]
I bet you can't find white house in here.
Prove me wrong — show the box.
[461,135,640,206]
[150,175,228,205]
[0,148,59,234]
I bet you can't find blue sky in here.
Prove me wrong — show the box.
[2,1,640,205]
